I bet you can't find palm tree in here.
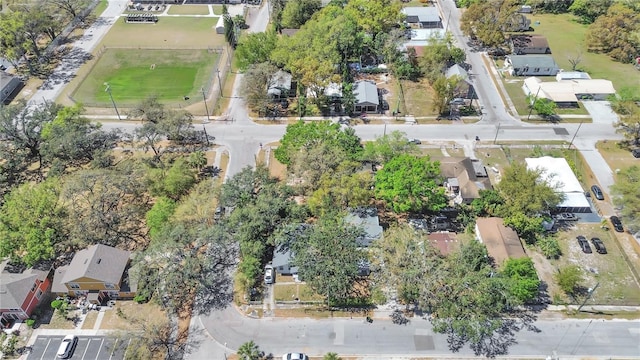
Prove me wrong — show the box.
[237,341,262,360]
[188,151,207,172]
[324,353,342,360]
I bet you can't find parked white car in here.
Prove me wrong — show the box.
[264,265,274,285]
[282,353,309,360]
[57,335,77,359]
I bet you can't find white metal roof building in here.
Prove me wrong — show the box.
[523,77,616,105]
[525,157,592,213]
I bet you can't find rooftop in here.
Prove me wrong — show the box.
[511,35,550,50]
[402,7,441,23]
[0,260,48,309]
[507,55,558,69]
[353,80,378,106]
[475,217,526,265]
[60,244,131,285]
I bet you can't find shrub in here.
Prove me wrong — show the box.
[50,299,64,309]
[538,236,562,259]
[555,265,583,296]
[133,294,148,304]
[25,318,36,328]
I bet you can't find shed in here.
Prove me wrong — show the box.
[555,71,591,81]
[525,157,591,213]
[353,80,379,113]
[475,217,526,265]
[215,16,225,34]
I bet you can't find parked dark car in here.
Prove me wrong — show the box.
[610,216,624,232]
[591,185,604,200]
[632,149,640,158]
[576,235,592,254]
[408,138,422,145]
[591,237,607,254]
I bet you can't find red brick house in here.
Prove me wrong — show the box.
[0,260,50,328]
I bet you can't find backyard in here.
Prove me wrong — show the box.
[524,14,640,98]
[72,49,219,106]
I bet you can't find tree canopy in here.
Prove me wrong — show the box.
[235,31,278,71]
[274,120,363,165]
[374,154,447,213]
[291,216,367,304]
[496,163,563,216]
[362,131,420,164]
[280,0,322,29]
[585,3,640,63]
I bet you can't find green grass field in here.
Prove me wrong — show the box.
[525,14,640,98]
[73,49,218,105]
[100,17,223,48]
[167,4,211,15]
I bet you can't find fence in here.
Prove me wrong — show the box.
[67,46,227,110]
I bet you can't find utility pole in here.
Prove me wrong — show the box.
[493,122,501,144]
[577,282,599,312]
[104,82,121,121]
[201,87,211,123]
[568,121,584,149]
[216,70,223,96]
[527,86,541,121]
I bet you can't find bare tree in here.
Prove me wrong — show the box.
[47,0,91,19]
[567,48,583,71]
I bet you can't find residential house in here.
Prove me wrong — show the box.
[267,70,296,99]
[526,157,592,213]
[445,64,477,100]
[353,80,379,113]
[439,157,492,204]
[510,35,551,55]
[401,28,446,56]
[0,261,50,328]
[475,217,526,265]
[428,232,458,256]
[52,244,136,304]
[402,7,442,29]
[505,55,560,76]
[345,208,383,247]
[523,77,616,107]
[1,71,22,104]
[272,246,298,276]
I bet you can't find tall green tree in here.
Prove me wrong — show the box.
[585,3,640,63]
[307,162,374,216]
[235,31,278,71]
[611,165,640,232]
[568,0,613,24]
[274,120,363,165]
[240,62,279,114]
[374,154,446,213]
[146,197,177,241]
[280,0,322,29]
[432,75,461,115]
[460,0,525,47]
[362,131,420,164]
[0,179,65,266]
[555,265,583,296]
[614,101,640,145]
[237,341,263,360]
[496,163,563,216]
[501,257,540,303]
[291,216,367,304]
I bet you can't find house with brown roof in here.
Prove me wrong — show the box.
[475,218,526,265]
[510,35,551,55]
[52,244,136,304]
[428,232,458,256]
[439,157,492,204]
[0,260,50,328]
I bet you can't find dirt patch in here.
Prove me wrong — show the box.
[81,311,98,329]
[99,301,165,330]
[596,140,637,175]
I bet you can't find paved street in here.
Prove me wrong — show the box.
[190,306,640,358]
[27,335,129,360]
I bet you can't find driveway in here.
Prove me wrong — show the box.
[582,101,620,125]
[27,335,129,360]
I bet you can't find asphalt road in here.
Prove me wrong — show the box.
[194,306,640,358]
[435,0,518,124]
[27,335,129,360]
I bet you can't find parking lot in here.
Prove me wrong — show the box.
[27,335,129,360]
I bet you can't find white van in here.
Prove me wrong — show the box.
[57,335,77,359]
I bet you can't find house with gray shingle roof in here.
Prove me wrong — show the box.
[505,55,560,76]
[354,80,379,113]
[0,260,50,328]
[52,244,136,303]
[402,7,442,29]
[1,71,22,104]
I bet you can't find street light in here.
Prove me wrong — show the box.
[104,82,121,121]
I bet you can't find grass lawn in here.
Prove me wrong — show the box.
[101,17,223,48]
[596,140,637,174]
[533,224,640,305]
[99,302,165,330]
[73,49,218,106]
[167,4,211,15]
[525,14,640,98]
[398,79,438,116]
[92,0,108,17]
[273,283,325,302]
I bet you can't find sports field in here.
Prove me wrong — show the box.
[73,49,219,105]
